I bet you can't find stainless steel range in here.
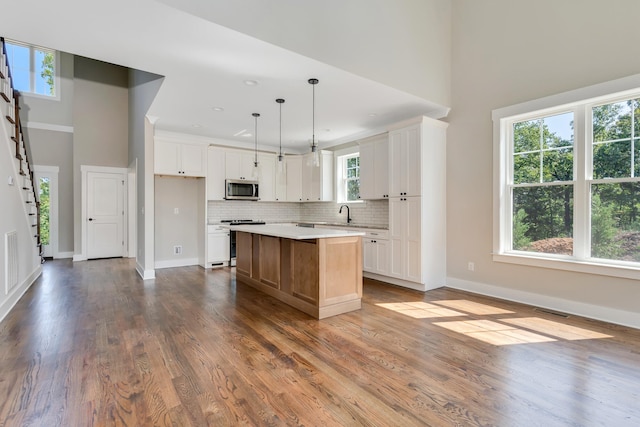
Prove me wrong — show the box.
[221,220,266,266]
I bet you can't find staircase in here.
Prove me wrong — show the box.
[1,37,43,263]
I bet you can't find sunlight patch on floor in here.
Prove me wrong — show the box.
[376,302,467,319]
[431,300,514,315]
[502,317,613,340]
[376,299,614,346]
[433,320,556,345]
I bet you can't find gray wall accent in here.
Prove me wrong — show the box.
[28,128,74,253]
[72,56,129,255]
[154,176,203,263]
[128,69,164,275]
[448,0,640,313]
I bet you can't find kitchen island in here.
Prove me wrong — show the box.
[231,224,365,319]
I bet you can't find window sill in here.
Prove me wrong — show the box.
[493,252,640,280]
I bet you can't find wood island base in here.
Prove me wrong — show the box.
[235,231,363,319]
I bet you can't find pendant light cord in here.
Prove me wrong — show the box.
[309,78,319,150]
[252,112,260,165]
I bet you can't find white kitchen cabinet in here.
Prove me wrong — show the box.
[302,151,334,202]
[385,117,448,291]
[258,153,276,201]
[389,125,421,197]
[225,149,256,180]
[207,147,226,200]
[285,156,303,201]
[285,152,333,202]
[274,159,287,201]
[389,197,421,282]
[359,134,389,200]
[155,139,206,177]
[207,225,230,267]
[362,229,389,276]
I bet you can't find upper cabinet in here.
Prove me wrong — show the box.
[389,125,421,197]
[155,139,206,177]
[284,151,334,202]
[225,149,256,180]
[302,151,334,202]
[358,133,389,200]
[285,156,303,202]
[207,147,226,200]
[257,153,276,201]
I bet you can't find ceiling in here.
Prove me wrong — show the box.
[3,0,449,153]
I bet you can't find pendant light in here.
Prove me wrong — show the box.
[251,112,261,180]
[308,78,320,167]
[276,98,285,174]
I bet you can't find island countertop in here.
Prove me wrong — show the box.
[229,224,365,240]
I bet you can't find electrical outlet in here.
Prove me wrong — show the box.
[174,245,182,255]
[467,262,475,272]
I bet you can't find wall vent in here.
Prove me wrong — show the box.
[5,231,18,295]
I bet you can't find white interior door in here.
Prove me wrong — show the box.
[87,171,124,259]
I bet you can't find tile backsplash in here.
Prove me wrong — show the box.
[300,200,388,227]
[207,199,389,228]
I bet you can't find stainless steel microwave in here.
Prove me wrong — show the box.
[225,179,259,200]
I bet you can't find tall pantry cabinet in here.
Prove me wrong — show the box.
[387,116,448,291]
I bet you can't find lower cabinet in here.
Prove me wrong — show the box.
[363,232,389,276]
[207,225,230,267]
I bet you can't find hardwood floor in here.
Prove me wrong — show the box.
[0,259,639,426]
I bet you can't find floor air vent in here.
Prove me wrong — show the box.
[5,231,18,295]
[533,307,570,318]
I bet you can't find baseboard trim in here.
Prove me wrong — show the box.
[54,251,73,259]
[363,272,427,291]
[0,265,42,324]
[72,254,87,262]
[155,258,199,270]
[446,277,640,330]
[135,262,155,280]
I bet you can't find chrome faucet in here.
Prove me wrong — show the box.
[339,204,352,224]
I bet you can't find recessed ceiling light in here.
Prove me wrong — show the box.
[368,113,378,117]
[212,107,224,112]
[244,79,258,86]
[192,124,202,128]
[233,129,247,137]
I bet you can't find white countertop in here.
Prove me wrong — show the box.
[230,224,365,240]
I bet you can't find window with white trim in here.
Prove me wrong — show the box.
[336,153,360,202]
[5,40,57,97]
[496,88,640,273]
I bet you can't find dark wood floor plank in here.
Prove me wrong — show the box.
[1,259,639,426]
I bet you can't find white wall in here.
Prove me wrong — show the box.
[157,0,451,107]
[128,69,164,279]
[448,0,640,326]
[0,111,42,323]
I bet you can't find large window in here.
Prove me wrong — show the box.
[336,152,360,202]
[4,40,57,97]
[495,84,640,277]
